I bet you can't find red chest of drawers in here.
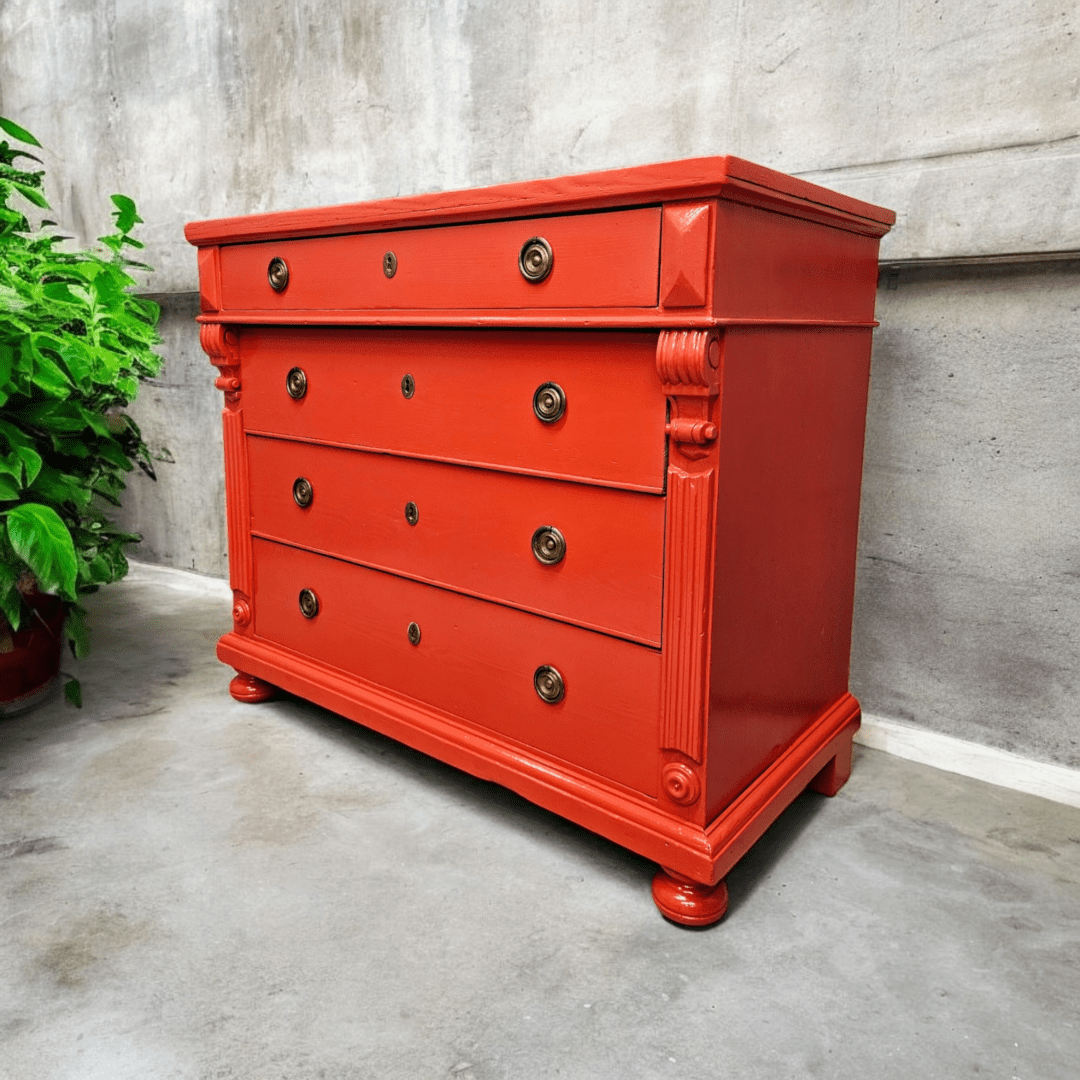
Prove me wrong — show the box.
[186,157,893,925]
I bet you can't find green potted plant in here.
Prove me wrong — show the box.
[0,116,162,709]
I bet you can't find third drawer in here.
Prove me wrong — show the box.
[247,435,665,645]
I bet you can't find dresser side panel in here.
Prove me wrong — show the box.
[704,327,873,820]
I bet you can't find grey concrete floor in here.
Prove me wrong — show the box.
[2,569,1079,1080]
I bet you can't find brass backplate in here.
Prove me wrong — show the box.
[286,367,307,399]
[519,237,553,282]
[531,525,566,565]
[293,477,313,508]
[532,381,566,423]
[268,256,289,291]
[533,664,565,703]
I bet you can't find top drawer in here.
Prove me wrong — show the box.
[217,208,661,311]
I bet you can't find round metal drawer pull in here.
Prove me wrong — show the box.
[533,665,565,704]
[401,373,415,398]
[286,367,308,399]
[268,256,289,291]
[383,251,397,278]
[532,382,566,423]
[519,236,553,282]
[292,477,313,508]
[404,501,419,525]
[531,525,566,565]
[407,622,422,645]
[298,589,319,619]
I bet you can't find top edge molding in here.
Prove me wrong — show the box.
[184,156,895,247]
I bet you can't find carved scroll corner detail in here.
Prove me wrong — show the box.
[656,328,721,395]
[200,324,240,365]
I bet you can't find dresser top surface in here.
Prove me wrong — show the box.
[185,155,895,248]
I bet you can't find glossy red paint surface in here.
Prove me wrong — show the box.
[218,207,662,311]
[705,327,874,818]
[239,327,668,491]
[191,155,892,924]
[252,538,660,796]
[652,869,729,926]
[247,436,665,644]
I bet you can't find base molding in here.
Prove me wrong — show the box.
[857,714,1080,810]
[121,563,1080,812]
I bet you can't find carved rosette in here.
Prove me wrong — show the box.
[199,323,252,604]
[661,762,701,806]
[232,594,252,628]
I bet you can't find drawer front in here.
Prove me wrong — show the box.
[248,437,664,645]
[240,328,667,492]
[252,539,660,796]
[218,208,661,311]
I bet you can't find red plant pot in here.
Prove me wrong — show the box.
[0,592,65,704]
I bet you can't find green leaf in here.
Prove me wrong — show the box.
[30,466,93,509]
[0,344,13,389]
[5,502,78,599]
[15,445,42,485]
[64,677,82,708]
[0,417,31,450]
[0,116,41,146]
[115,375,139,400]
[0,570,21,632]
[64,603,90,658]
[110,194,140,233]
[0,452,22,480]
[0,475,21,500]
[12,181,49,209]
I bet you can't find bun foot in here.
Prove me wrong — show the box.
[809,731,854,797]
[652,868,729,927]
[229,672,277,703]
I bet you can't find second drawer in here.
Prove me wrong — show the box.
[247,436,665,645]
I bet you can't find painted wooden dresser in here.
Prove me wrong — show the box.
[186,158,893,925]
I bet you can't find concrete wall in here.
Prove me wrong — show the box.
[1,2,1077,768]
[855,262,1080,768]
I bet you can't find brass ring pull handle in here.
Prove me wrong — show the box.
[519,237,553,282]
[533,665,565,704]
[292,477,313,508]
[286,367,307,399]
[268,257,289,291]
[532,382,566,423]
[531,526,566,565]
[298,589,319,619]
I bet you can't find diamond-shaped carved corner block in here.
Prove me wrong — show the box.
[660,202,712,308]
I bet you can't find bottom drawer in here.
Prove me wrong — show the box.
[252,539,661,796]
